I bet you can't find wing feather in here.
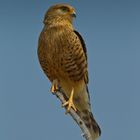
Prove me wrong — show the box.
[73,30,89,83]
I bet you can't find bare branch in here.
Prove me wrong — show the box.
[53,89,92,140]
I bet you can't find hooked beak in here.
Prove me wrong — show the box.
[71,12,76,18]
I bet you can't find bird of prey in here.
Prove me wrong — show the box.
[38,4,101,140]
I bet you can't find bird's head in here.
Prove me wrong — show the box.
[43,4,76,26]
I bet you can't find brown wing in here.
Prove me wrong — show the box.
[74,30,89,83]
[63,30,89,84]
[74,30,88,60]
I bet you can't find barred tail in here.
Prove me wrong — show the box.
[77,109,101,140]
[75,86,101,140]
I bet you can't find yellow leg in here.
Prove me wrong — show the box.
[51,79,59,93]
[62,88,77,113]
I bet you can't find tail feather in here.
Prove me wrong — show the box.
[61,83,101,140]
[89,111,101,139]
[75,86,101,140]
[77,109,101,140]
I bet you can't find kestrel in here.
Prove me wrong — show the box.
[38,4,101,140]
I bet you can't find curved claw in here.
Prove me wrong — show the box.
[62,88,77,113]
[51,79,59,93]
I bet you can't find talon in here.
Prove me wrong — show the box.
[51,79,59,93]
[62,88,77,113]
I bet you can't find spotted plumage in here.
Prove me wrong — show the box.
[38,4,101,140]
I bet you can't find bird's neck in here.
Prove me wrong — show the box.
[44,16,74,30]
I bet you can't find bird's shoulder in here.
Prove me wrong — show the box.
[73,30,87,60]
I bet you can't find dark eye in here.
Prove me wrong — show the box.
[61,6,69,12]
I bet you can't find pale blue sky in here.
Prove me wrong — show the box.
[0,0,140,140]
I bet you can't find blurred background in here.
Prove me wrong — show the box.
[0,0,140,140]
